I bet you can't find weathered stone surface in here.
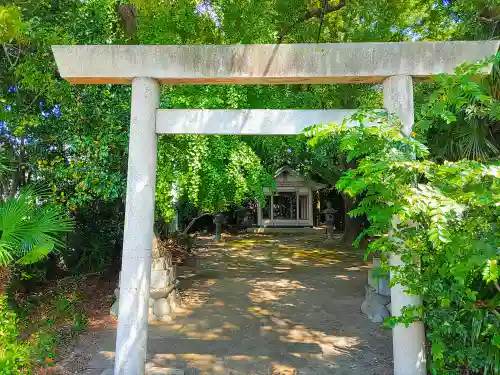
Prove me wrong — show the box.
[52,42,500,85]
[368,269,378,290]
[384,75,414,136]
[150,288,170,299]
[368,288,391,306]
[369,303,390,323]
[153,298,171,317]
[100,369,113,375]
[110,299,119,316]
[386,84,427,375]
[114,77,160,374]
[167,292,178,310]
[368,257,391,298]
[168,268,176,283]
[158,314,172,323]
[361,299,369,315]
[150,314,159,321]
[322,202,337,241]
[361,286,391,323]
[157,109,372,135]
[214,223,222,242]
[151,257,167,271]
[386,302,392,315]
[151,270,170,289]
[149,298,155,307]
[378,277,391,297]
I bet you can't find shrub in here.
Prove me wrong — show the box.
[0,296,30,374]
[0,288,89,374]
[308,110,500,374]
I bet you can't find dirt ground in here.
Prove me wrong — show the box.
[56,232,393,375]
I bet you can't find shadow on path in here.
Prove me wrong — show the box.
[78,233,393,375]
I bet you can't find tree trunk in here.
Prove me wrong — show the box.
[340,158,365,245]
[117,3,137,40]
[341,193,364,245]
[19,137,25,187]
[183,213,212,235]
[314,190,321,226]
[10,170,20,196]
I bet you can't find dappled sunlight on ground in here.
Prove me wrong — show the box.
[247,278,310,304]
[198,233,366,272]
[143,233,392,374]
[71,232,392,375]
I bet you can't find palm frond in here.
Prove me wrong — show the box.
[0,243,13,266]
[17,240,54,265]
[0,185,74,266]
[457,118,499,161]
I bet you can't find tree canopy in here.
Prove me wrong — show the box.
[1,0,498,257]
[2,0,498,215]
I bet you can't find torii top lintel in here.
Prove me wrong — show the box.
[52,41,499,85]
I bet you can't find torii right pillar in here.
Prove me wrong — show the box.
[383,75,426,375]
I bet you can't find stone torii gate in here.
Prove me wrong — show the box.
[52,41,499,375]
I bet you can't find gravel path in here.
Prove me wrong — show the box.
[57,233,393,375]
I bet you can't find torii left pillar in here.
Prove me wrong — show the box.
[115,77,160,375]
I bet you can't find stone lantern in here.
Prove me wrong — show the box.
[322,201,337,242]
[213,213,225,241]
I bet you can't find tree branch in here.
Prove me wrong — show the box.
[183,213,212,235]
[304,0,346,20]
[2,44,21,70]
[2,44,14,68]
[117,3,137,39]
[278,0,346,43]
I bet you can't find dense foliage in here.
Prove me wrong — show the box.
[0,289,88,374]
[0,295,28,373]
[417,57,500,162]
[308,108,500,374]
[2,0,497,245]
[156,134,273,219]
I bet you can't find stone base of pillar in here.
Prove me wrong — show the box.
[149,290,179,322]
[111,255,180,322]
[110,287,120,317]
[361,257,391,323]
[150,255,179,322]
[361,285,391,322]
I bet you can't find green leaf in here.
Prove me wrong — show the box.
[441,111,457,124]
[16,240,54,265]
[482,259,499,284]
[493,334,500,348]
